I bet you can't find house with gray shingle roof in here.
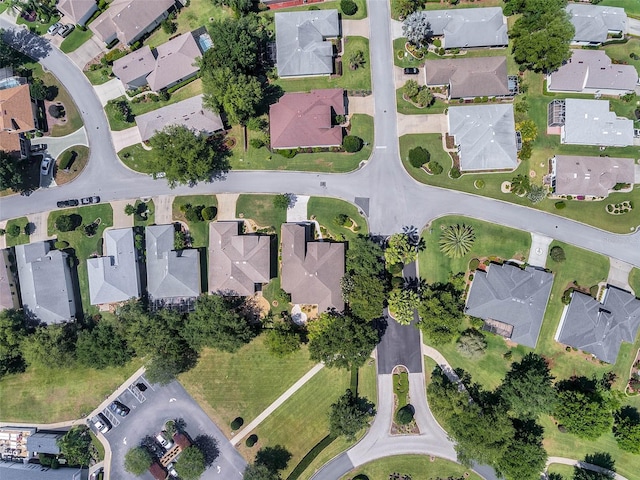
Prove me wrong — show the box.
[145,224,200,304]
[87,228,140,305]
[281,223,344,313]
[566,4,627,45]
[560,99,634,147]
[550,155,635,198]
[448,104,518,172]
[0,248,20,311]
[14,242,76,325]
[56,0,98,27]
[424,57,509,99]
[415,7,508,49]
[208,221,271,296]
[465,263,554,348]
[26,431,63,455]
[275,10,339,77]
[0,463,87,480]
[557,286,640,364]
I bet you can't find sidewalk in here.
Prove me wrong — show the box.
[547,457,627,480]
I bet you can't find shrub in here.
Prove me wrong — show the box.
[561,287,574,305]
[174,231,187,250]
[48,104,65,119]
[427,160,442,174]
[59,150,76,170]
[408,146,430,168]
[388,262,403,276]
[468,258,480,271]
[230,417,244,430]
[250,138,265,149]
[276,148,297,158]
[395,405,414,425]
[55,214,80,232]
[450,167,461,178]
[54,240,69,249]
[159,90,170,102]
[550,245,565,263]
[246,117,267,131]
[273,194,290,210]
[245,434,258,447]
[161,19,177,34]
[201,206,217,221]
[334,114,346,125]
[554,201,566,210]
[343,135,363,153]
[0,229,5,236]
[391,276,404,289]
[456,329,487,358]
[39,453,52,467]
[432,38,441,47]
[185,205,204,222]
[340,0,358,16]
[7,224,20,237]
[333,214,350,227]
[84,222,99,237]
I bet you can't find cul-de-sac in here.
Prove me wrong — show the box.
[0,0,640,479]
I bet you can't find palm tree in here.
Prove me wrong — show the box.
[510,174,530,196]
[347,50,365,70]
[439,224,475,259]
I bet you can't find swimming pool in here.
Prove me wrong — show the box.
[198,34,213,52]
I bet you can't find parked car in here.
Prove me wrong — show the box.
[40,157,52,176]
[109,401,130,417]
[403,67,419,75]
[57,199,79,208]
[168,463,178,478]
[81,196,100,205]
[156,432,174,451]
[94,414,111,434]
[47,22,62,35]
[136,382,147,392]
[58,24,75,38]
[31,143,47,153]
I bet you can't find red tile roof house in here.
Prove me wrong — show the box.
[0,84,37,158]
[269,89,345,149]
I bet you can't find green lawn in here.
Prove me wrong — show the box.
[342,456,482,480]
[179,335,317,437]
[546,464,575,479]
[90,431,105,461]
[600,0,640,17]
[171,195,218,248]
[604,37,640,72]
[48,204,114,314]
[118,144,155,173]
[0,359,142,422]
[42,72,83,137]
[630,268,640,296]
[276,0,367,20]
[4,217,30,247]
[17,13,59,35]
[132,199,155,227]
[84,67,112,86]
[274,36,371,92]
[236,194,287,234]
[263,276,292,317]
[396,88,448,114]
[60,28,93,53]
[307,197,368,241]
[418,215,532,285]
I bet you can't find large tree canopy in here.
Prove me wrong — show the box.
[0,150,30,192]
[57,426,92,466]
[203,15,263,76]
[328,389,375,440]
[0,309,29,377]
[75,319,133,369]
[20,324,76,369]
[417,279,465,345]
[202,67,264,126]
[124,446,152,475]
[553,388,613,439]
[175,446,206,480]
[499,353,556,419]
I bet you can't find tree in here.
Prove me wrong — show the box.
[340,0,358,16]
[255,445,292,473]
[403,80,420,100]
[328,389,374,440]
[124,204,136,216]
[184,294,257,352]
[527,184,547,204]
[516,119,538,143]
[455,329,487,359]
[265,321,304,357]
[175,446,206,480]
[387,288,419,325]
[204,15,263,76]
[0,150,28,192]
[145,354,182,385]
[57,426,92,466]
[243,464,279,480]
[55,214,80,232]
[418,280,465,345]
[273,194,290,209]
[341,271,385,321]
[148,125,230,187]
[308,311,379,369]
[347,236,385,278]
[573,467,614,480]
[0,309,29,378]
[403,11,433,47]
[384,233,416,266]
[202,67,264,125]
[107,99,132,122]
[510,174,531,195]
[392,0,424,19]
[76,320,133,369]
[6,223,20,237]
[498,419,547,480]
[408,146,430,168]
[29,77,47,101]
[499,353,556,419]
[395,404,414,425]
[124,446,152,475]
[550,245,566,263]
[347,50,366,70]
[613,410,640,453]
[438,224,475,259]
[21,324,76,369]
[554,388,613,439]
[343,135,363,152]
[415,87,432,107]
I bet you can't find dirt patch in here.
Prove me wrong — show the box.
[249,294,271,319]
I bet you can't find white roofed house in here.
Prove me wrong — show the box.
[559,99,634,147]
[566,4,627,45]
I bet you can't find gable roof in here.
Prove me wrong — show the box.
[26,432,63,455]
[424,56,509,99]
[136,94,223,142]
[0,248,19,310]
[112,45,155,87]
[0,84,34,132]
[208,221,271,296]
[87,228,140,305]
[15,242,76,325]
[146,32,201,91]
[56,0,97,25]
[548,49,638,93]
[270,89,344,149]
[281,223,345,313]
[465,263,554,348]
[275,10,339,77]
[146,224,200,301]
[566,4,627,44]
[448,104,518,171]
[562,98,634,147]
[553,155,635,197]
[558,286,640,364]
[418,7,508,49]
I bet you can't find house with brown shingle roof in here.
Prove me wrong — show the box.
[89,0,175,46]
[112,45,156,89]
[56,0,98,27]
[269,89,345,149]
[550,155,635,198]
[0,84,36,157]
[424,57,510,99]
[208,221,272,296]
[281,223,345,313]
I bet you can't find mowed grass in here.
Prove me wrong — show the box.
[396,88,448,114]
[600,0,640,16]
[172,195,218,248]
[236,194,287,234]
[342,456,482,480]
[276,0,367,20]
[0,359,142,423]
[630,268,640,295]
[4,216,30,247]
[42,72,83,137]
[118,144,155,173]
[60,28,93,53]
[418,215,532,284]
[179,335,316,437]
[307,196,369,241]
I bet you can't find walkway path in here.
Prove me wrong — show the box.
[31,127,88,160]
[547,457,628,480]
[216,194,239,221]
[229,363,325,446]
[154,195,175,225]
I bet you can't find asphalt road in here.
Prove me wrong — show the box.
[376,310,423,375]
[99,376,245,480]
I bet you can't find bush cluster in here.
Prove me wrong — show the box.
[343,135,363,153]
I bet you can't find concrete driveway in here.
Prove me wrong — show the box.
[628,18,640,37]
[397,113,446,135]
[94,78,126,106]
[394,66,425,89]
[112,127,142,152]
[635,163,640,184]
[102,375,246,480]
[343,19,370,38]
[607,258,633,292]
[347,95,375,115]
[67,35,105,69]
[528,233,553,268]
[26,212,51,242]
[31,127,88,160]
[287,195,309,222]
[154,195,175,224]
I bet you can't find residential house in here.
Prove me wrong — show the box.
[281,223,345,313]
[424,57,511,99]
[547,49,638,96]
[559,98,634,147]
[89,0,175,46]
[146,224,200,307]
[415,8,508,49]
[208,221,271,296]
[550,155,635,197]
[56,0,98,27]
[557,286,640,364]
[87,228,141,305]
[566,4,627,45]
[465,263,554,348]
[270,89,345,149]
[136,95,223,142]
[0,462,87,480]
[447,104,518,172]
[275,10,340,77]
[14,241,76,325]
[112,31,202,91]
[26,431,63,456]
[0,84,37,158]
[0,248,20,311]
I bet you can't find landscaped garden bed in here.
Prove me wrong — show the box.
[606,200,633,215]
[626,351,640,396]
[391,367,419,435]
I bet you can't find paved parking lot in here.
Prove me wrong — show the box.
[92,376,246,480]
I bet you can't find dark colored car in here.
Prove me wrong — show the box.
[57,199,79,208]
[58,24,75,38]
[136,382,148,392]
[81,196,100,205]
[109,401,130,417]
[403,67,419,75]
[31,143,47,152]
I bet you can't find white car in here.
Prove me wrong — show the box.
[156,433,174,451]
[94,415,111,434]
[47,22,62,35]
[40,157,52,176]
